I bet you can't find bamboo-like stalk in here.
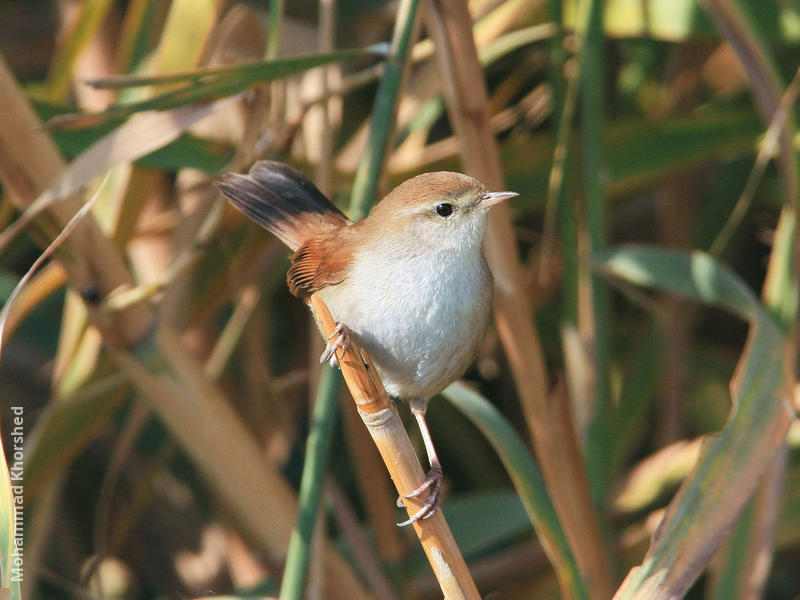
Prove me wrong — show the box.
[309,295,480,600]
[282,0,433,595]
[424,1,613,597]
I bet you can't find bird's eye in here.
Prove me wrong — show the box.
[435,203,454,217]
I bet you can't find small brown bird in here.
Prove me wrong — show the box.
[218,161,516,524]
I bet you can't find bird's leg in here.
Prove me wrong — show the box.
[319,322,350,366]
[397,398,443,527]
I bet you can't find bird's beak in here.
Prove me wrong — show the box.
[479,191,518,208]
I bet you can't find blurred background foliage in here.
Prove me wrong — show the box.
[0,0,797,598]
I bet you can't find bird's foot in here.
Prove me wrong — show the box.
[396,463,443,527]
[319,322,350,366]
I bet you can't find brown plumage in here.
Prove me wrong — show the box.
[217,160,356,298]
[216,159,509,401]
[219,162,486,300]
[369,171,486,218]
[287,228,359,297]
[217,160,517,526]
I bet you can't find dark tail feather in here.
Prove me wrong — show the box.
[216,161,349,251]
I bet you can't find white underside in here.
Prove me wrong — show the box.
[317,230,492,400]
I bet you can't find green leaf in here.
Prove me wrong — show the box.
[88,48,378,89]
[443,382,589,600]
[444,491,531,558]
[51,48,382,130]
[598,246,792,598]
[595,245,759,321]
[136,134,234,173]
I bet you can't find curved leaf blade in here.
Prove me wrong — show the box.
[443,382,589,600]
[595,245,759,321]
[596,246,793,599]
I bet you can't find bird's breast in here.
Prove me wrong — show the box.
[317,242,492,400]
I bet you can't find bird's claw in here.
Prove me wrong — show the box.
[319,322,350,366]
[396,464,443,527]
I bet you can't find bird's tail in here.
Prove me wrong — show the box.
[216,161,350,251]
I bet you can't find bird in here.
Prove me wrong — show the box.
[217,161,517,525]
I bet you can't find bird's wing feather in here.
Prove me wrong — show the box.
[287,227,357,298]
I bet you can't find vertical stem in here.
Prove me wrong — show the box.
[541,0,577,297]
[280,368,342,600]
[576,0,613,505]
[348,0,421,220]
[282,4,341,598]
[267,0,285,59]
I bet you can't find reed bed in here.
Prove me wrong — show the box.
[0,1,797,599]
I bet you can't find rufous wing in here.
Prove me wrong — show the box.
[287,228,356,298]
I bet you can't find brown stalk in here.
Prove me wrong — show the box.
[424,1,613,597]
[653,50,707,446]
[547,380,609,570]
[309,295,480,600]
